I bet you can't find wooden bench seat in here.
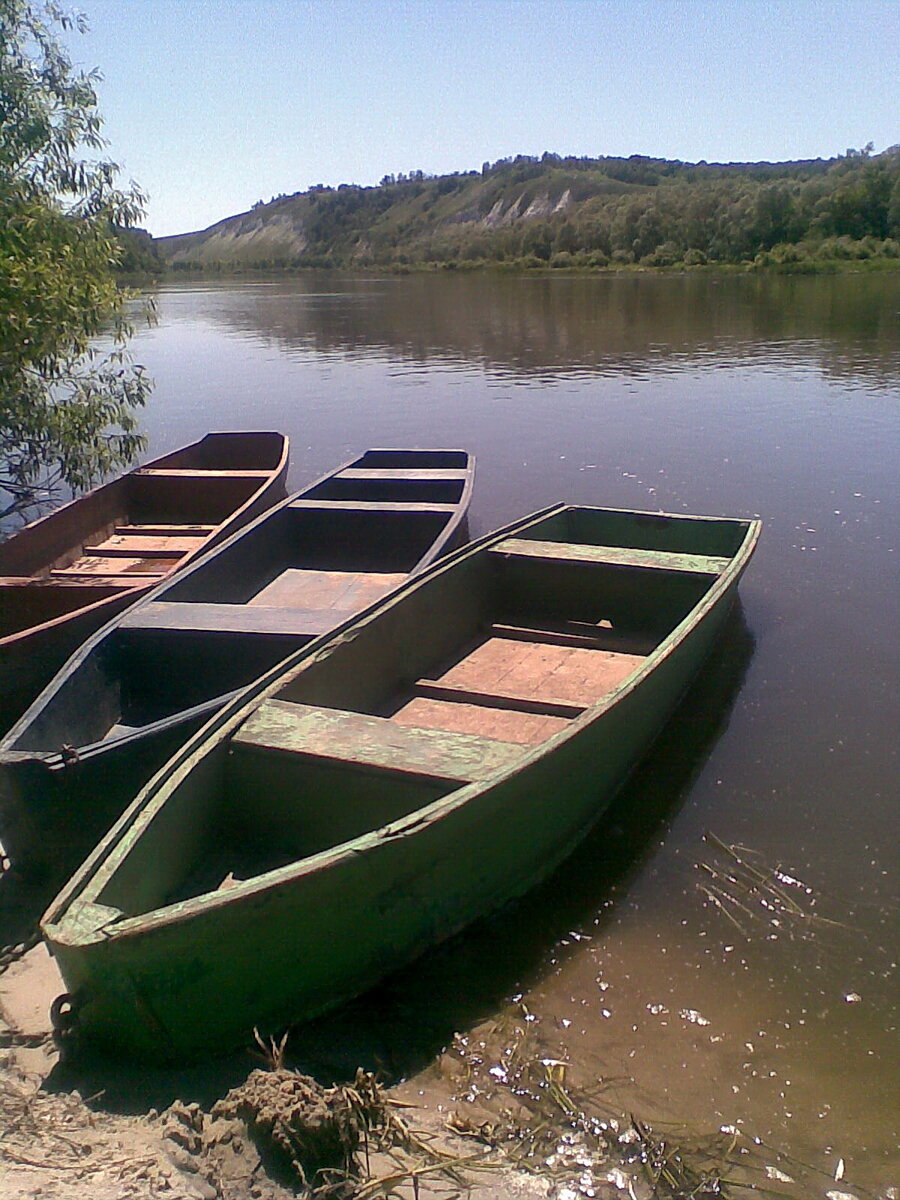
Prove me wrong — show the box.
[491,537,731,576]
[247,568,406,610]
[1,575,85,587]
[288,499,457,514]
[491,621,659,656]
[413,680,585,719]
[234,700,523,783]
[83,536,195,558]
[120,601,354,638]
[134,468,272,479]
[51,560,167,580]
[114,523,215,536]
[335,467,469,482]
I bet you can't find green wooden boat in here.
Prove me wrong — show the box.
[42,503,760,1062]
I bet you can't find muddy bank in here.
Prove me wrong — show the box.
[3,938,892,1199]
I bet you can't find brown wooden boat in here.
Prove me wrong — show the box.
[0,431,289,734]
[0,448,473,880]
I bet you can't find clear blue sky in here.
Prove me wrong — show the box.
[67,0,899,237]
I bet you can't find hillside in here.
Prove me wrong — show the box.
[156,148,900,272]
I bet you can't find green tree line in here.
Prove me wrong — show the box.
[163,147,900,273]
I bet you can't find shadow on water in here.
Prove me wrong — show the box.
[44,601,754,1114]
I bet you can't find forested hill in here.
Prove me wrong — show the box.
[156,148,900,272]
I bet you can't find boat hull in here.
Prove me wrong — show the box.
[0,431,289,733]
[1,449,473,881]
[43,504,758,1062]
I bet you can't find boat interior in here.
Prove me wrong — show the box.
[0,432,285,639]
[84,507,752,920]
[11,450,472,751]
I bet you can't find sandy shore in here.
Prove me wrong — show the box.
[0,942,557,1200]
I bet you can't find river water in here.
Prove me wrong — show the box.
[134,272,897,1194]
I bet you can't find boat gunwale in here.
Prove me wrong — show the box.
[2,446,472,760]
[0,431,290,652]
[43,503,760,943]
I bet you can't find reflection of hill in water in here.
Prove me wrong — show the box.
[206,272,900,387]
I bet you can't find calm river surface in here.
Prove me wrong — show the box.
[135,272,897,1194]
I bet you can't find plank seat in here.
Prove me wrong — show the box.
[491,621,659,656]
[120,600,356,638]
[134,468,272,479]
[2,576,137,591]
[390,696,569,746]
[83,537,191,558]
[335,467,469,482]
[288,499,456,514]
[234,699,523,783]
[491,537,731,576]
[247,568,406,610]
[114,523,215,536]
[50,561,166,580]
[413,681,586,720]
[0,575,115,588]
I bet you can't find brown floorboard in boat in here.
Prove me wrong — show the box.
[390,697,569,745]
[85,533,207,556]
[248,568,407,610]
[429,636,645,705]
[51,555,172,577]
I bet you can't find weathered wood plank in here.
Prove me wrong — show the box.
[288,499,456,513]
[431,636,645,707]
[120,601,350,637]
[390,696,569,745]
[0,575,49,586]
[0,575,133,589]
[114,524,215,536]
[336,468,469,482]
[51,557,167,579]
[85,535,197,558]
[491,621,658,655]
[234,699,523,783]
[134,468,273,479]
[491,537,731,575]
[248,568,407,610]
[414,681,585,720]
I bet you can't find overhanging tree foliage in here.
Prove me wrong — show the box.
[0,0,150,523]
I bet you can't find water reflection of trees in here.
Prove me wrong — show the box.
[208,273,900,389]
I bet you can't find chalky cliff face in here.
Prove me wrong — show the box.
[159,209,309,267]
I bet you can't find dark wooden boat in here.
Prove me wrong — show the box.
[0,431,289,734]
[42,503,759,1062]
[0,449,474,878]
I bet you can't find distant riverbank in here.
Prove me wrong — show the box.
[126,247,900,286]
[130,148,900,277]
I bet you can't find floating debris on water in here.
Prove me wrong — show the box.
[679,1009,711,1027]
[694,831,856,941]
